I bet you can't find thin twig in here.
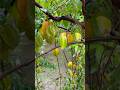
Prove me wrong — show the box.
[0,42,79,80]
[63,50,68,71]
[56,56,61,90]
[0,37,120,80]
[58,26,71,32]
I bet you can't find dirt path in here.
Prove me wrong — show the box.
[37,44,71,90]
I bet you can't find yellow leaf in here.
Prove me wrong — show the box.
[73,64,77,69]
[69,70,74,77]
[68,70,77,78]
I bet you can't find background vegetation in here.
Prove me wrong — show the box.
[35,0,85,90]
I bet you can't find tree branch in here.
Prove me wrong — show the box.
[35,2,85,29]
[0,36,120,80]
[58,26,70,32]
[0,42,80,80]
[85,36,120,43]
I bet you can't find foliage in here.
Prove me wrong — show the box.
[86,0,120,89]
[0,0,34,89]
[35,0,85,90]
[63,44,85,90]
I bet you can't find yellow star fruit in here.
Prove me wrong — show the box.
[74,32,82,41]
[39,20,51,38]
[52,48,60,56]
[59,32,67,49]
[67,32,74,43]
[67,61,73,68]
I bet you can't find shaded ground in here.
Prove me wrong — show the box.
[11,33,34,84]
